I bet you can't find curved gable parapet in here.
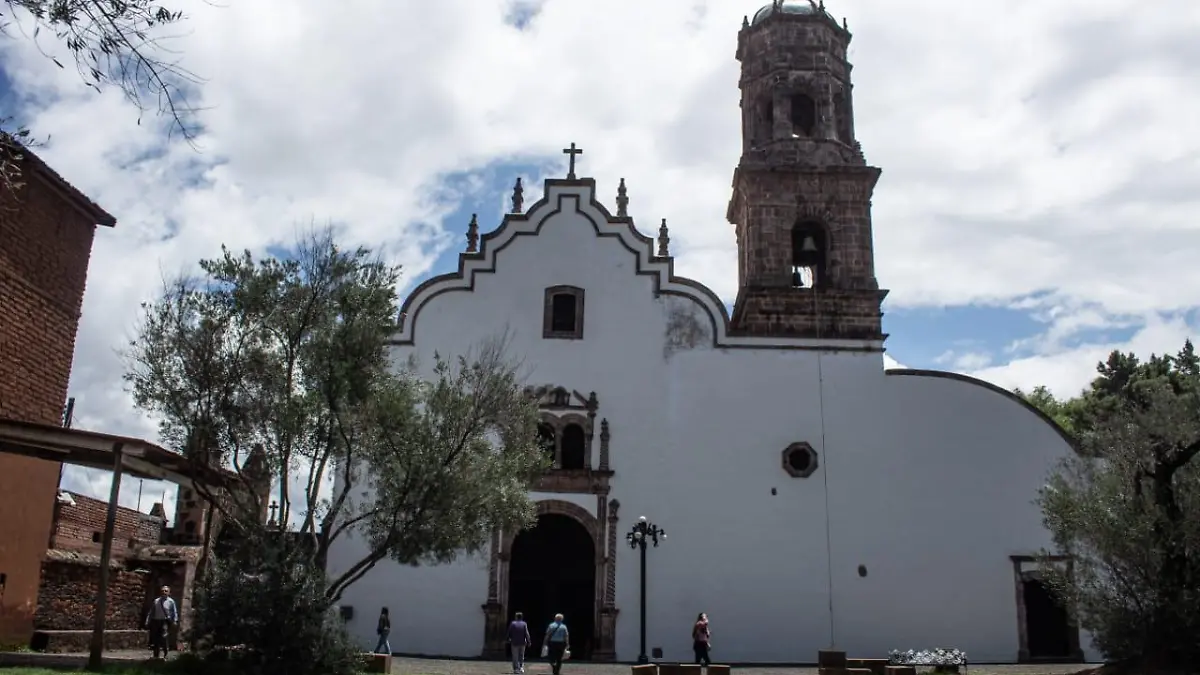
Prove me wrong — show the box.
[885,368,1080,453]
[392,177,884,352]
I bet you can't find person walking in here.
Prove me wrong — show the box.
[507,611,532,673]
[692,612,712,666]
[144,585,178,660]
[542,613,570,675]
[374,607,392,654]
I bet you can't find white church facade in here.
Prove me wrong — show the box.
[326,1,1097,665]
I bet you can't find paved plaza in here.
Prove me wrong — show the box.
[386,656,1094,675]
[0,650,1098,675]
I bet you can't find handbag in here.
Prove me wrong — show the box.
[564,649,571,660]
[540,645,549,658]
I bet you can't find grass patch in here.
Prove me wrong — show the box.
[0,667,172,675]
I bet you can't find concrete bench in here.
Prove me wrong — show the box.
[360,652,392,673]
[659,664,703,675]
[848,658,890,675]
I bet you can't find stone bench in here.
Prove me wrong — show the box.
[360,653,392,673]
[659,665,704,675]
[848,658,890,675]
[818,648,847,675]
[29,629,146,653]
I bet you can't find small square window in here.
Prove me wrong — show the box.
[543,286,585,340]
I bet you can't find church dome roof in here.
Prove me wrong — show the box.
[751,1,828,25]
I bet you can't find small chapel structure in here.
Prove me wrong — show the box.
[327,1,1096,664]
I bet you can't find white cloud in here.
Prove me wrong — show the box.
[970,314,1199,399]
[3,0,1199,507]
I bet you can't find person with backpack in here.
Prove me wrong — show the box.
[542,613,570,675]
[507,611,532,673]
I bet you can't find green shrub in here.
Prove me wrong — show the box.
[189,535,360,675]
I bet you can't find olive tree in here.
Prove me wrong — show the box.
[124,229,547,606]
[1028,341,1200,671]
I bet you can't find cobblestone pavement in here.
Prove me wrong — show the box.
[388,657,1095,675]
[0,650,1097,675]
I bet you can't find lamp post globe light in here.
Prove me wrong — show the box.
[627,515,665,665]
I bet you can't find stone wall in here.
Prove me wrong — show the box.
[0,146,114,645]
[34,553,147,631]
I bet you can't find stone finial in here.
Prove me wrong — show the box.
[742,15,749,28]
[656,218,671,257]
[608,497,620,518]
[599,418,610,471]
[616,178,629,217]
[843,17,848,30]
[586,391,599,412]
[511,177,524,214]
[466,213,479,253]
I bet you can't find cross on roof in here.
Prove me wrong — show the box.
[563,143,583,180]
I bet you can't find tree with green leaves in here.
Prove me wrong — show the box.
[1025,341,1200,671]
[124,230,548,608]
[1,0,201,192]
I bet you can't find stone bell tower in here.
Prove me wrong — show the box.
[727,0,888,341]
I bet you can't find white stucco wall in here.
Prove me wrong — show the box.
[325,181,1098,664]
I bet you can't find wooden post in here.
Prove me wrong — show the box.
[87,443,124,671]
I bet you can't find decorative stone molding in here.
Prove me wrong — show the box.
[782,441,819,478]
[391,179,885,353]
[530,387,612,494]
[595,498,621,661]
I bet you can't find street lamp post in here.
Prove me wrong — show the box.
[626,515,665,665]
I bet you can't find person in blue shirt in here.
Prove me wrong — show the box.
[542,613,570,675]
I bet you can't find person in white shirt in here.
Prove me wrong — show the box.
[145,585,178,659]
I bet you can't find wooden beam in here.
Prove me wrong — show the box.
[87,443,124,671]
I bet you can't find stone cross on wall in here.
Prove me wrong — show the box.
[563,143,583,180]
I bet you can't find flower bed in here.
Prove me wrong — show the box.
[889,648,968,672]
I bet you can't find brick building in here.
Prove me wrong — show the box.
[0,144,115,646]
[30,491,201,653]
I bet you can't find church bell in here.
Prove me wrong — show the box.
[800,235,818,252]
[792,269,804,287]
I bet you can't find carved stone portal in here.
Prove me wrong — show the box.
[481,499,620,661]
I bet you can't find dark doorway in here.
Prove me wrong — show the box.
[507,514,596,659]
[1023,576,1074,660]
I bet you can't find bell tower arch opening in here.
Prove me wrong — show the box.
[791,221,827,288]
[729,1,889,343]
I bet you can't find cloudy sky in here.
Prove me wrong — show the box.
[3,0,1198,520]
